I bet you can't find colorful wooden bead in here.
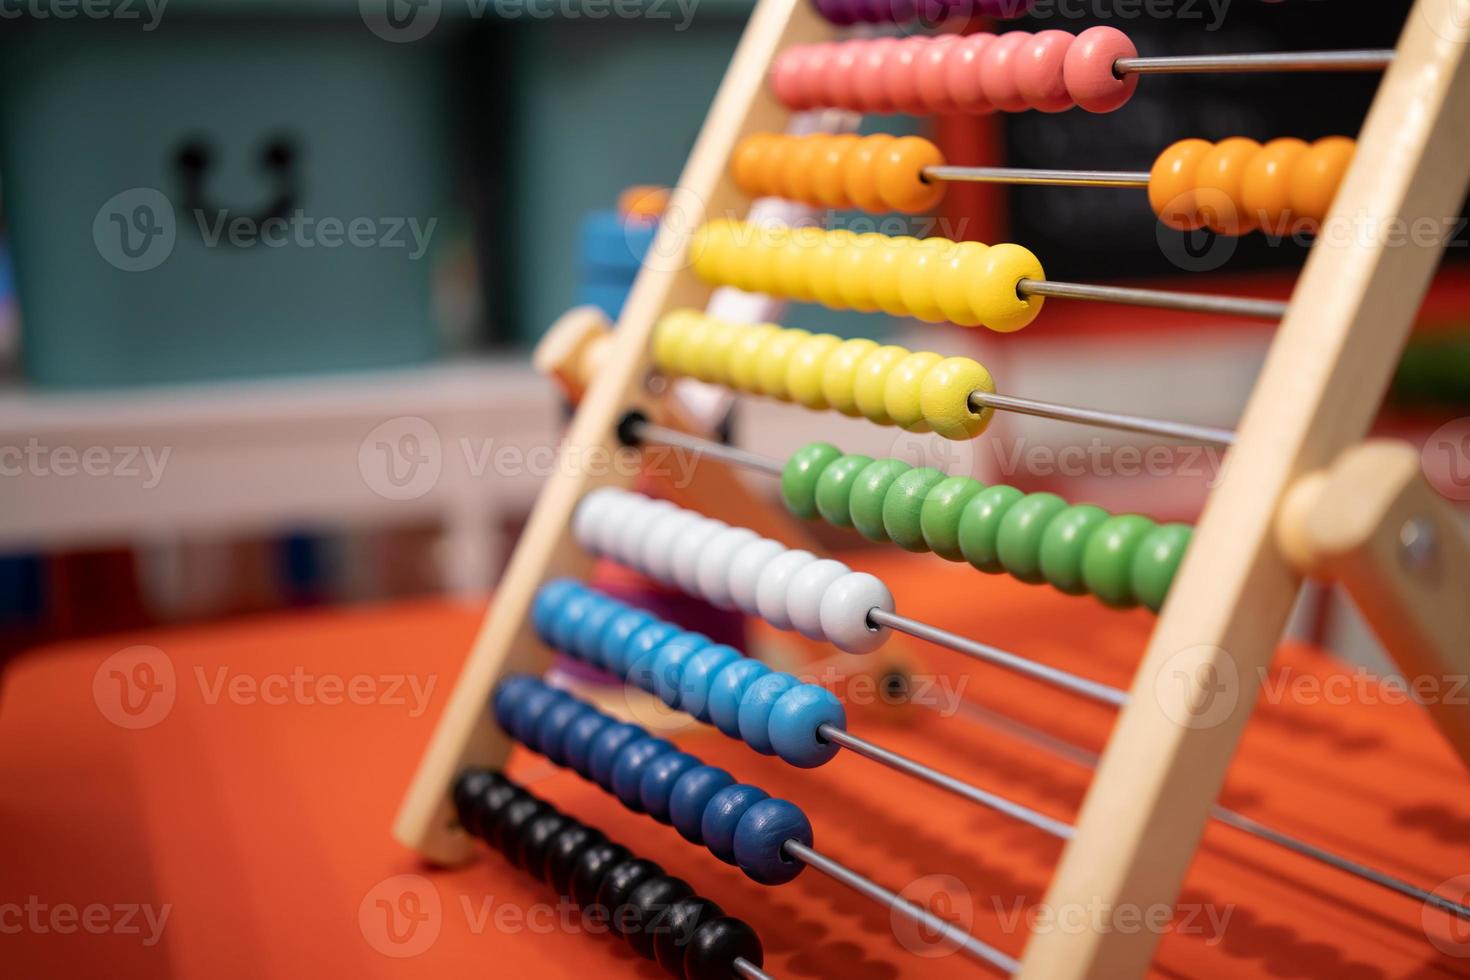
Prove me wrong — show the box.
[639,750,701,824]
[768,685,846,768]
[609,622,678,679]
[586,722,643,788]
[708,659,771,739]
[737,672,800,755]
[957,484,1026,573]
[882,466,947,552]
[647,633,711,706]
[701,784,771,865]
[1037,503,1110,596]
[885,350,944,430]
[678,645,742,722]
[671,518,729,594]
[919,475,985,560]
[781,441,843,519]
[815,453,875,528]
[1062,26,1139,113]
[669,765,736,844]
[596,609,657,673]
[684,917,765,980]
[696,527,759,610]
[733,798,813,885]
[996,491,1070,584]
[728,537,787,616]
[850,458,912,542]
[610,736,675,811]
[785,558,851,639]
[562,709,612,776]
[921,356,995,439]
[535,698,591,766]
[786,333,844,408]
[1081,513,1156,607]
[821,338,880,416]
[819,571,894,654]
[1130,523,1192,613]
[970,242,1046,333]
[755,549,819,630]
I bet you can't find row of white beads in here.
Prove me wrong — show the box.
[573,487,894,654]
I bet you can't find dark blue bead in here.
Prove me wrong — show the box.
[586,722,643,789]
[638,751,700,824]
[643,632,710,705]
[595,609,657,672]
[548,590,600,653]
[737,672,799,756]
[536,698,592,767]
[613,622,679,681]
[708,660,771,739]
[511,683,564,747]
[768,684,846,768]
[701,784,770,865]
[733,798,812,885]
[571,597,623,663]
[669,766,735,844]
[610,736,675,811]
[562,710,612,778]
[531,579,583,645]
[491,674,536,732]
[678,646,741,722]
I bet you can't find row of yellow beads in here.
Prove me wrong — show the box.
[731,133,947,214]
[653,309,998,440]
[690,220,1046,333]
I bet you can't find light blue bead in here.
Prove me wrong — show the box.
[548,590,599,653]
[768,685,846,768]
[701,784,770,865]
[610,622,678,680]
[668,765,735,844]
[587,722,642,788]
[562,709,612,778]
[531,579,582,644]
[737,672,799,756]
[595,609,656,672]
[708,660,771,739]
[646,633,711,706]
[677,646,742,723]
[638,751,700,824]
[733,798,812,885]
[609,736,675,812]
[571,597,623,663]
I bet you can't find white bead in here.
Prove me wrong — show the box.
[695,527,759,609]
[641,508,701,584]
[592,492,640,557]
[786,559,850,640]
[728,538,787,616]
[819,572,894,654]
[755,549,817,630]
[573,487,622,551]
[671,518,729,595]
[615,498,675,567]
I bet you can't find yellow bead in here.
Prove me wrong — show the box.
[932,240,989,327]
[698,318,741,384]
[884,350,943,431]
[852,345,909,425]
[968,243,1045,333]
[727,324,780,393]
[785,333,843,409]
[897,238,951,322]
[672,313,715,378]
[652,311,692,372]
[755,327,811,398]
[821,338,879,417]
[869,236,918,317]
[808,229,854,310]
[920,356,995,439]
[835,233,884,312]
[777,226,824,302]
[689,223,717,282]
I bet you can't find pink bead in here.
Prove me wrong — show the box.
[1015,30,1075,113]
[825,41,865,110]
[771,48,810,109]
[854,37,898,113]
[978,30,1030,113]
[796,44,836,110]
[1062,26,1139,114]
[942,33,994,114]
[883,37,929,115]
[913,34,961,114]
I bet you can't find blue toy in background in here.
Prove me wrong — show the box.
[574,209,658,320]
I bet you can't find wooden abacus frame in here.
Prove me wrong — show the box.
[396,0,1470,975]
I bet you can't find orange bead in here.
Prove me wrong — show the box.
[732,134,778,198]
[781,135,826,205]
[1148,138,1213,231]
[810,134,859,210]
[754,135,791,200]
[843,134,896,214]
[1194,137,1261,236]
[1290,136,1355,227]
[873,135,946,214]
[1240,137,1308,233]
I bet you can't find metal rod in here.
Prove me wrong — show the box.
[782,839,1020,974]
[1018,278,1289,321]
[733,958,776,980]
[943,699,1470,922]
[819,723,1074,840]
[968,391,1236,448]
[630,421,786,476]
[870,608,1128,707]
[924,165,1150,188]
[1114,50,1394,75]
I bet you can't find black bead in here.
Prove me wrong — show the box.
[516,811,570,875]
[545,824,605,897]
[452,769,500,835]
[570,842,632,910]
[624,876,696,963]
[489,796,547,857]
[683,916,763,980]
[594,858,664,938]
[653,897,723,978]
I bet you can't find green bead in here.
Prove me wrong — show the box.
[920,476,986,561]
[882,467,947,553]
[1130,523,1192,612]
[1037,504,1110,595]
[781,442,842,519]
[996,493,1070,584]
[1081,514,1157,607]
[956,484,1025,573]
[849,458,911,542]
[814,454,874,529]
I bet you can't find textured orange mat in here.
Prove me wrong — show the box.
[2,552,1468,979]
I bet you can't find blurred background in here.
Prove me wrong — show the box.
[1,0,1466,672]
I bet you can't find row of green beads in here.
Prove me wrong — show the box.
[779,442,1192,612]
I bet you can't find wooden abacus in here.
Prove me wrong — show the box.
[396,0,1470,976]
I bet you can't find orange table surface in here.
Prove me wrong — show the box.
[3,552,1469,979]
